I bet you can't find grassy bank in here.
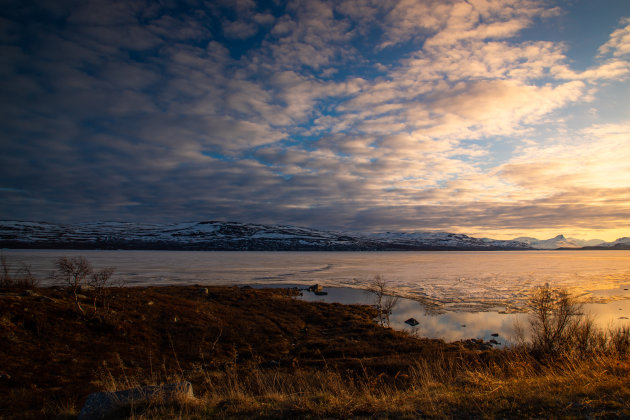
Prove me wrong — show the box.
[1,280,629,419]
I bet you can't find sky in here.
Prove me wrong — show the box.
[1,0,630,241]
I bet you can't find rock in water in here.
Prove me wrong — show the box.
[78,382,193,420]
[308,284,324,293]
[404,318,419,326]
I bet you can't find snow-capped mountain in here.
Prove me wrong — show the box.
[513,235,605,250]
[0,220,532,251]
[582,237,630,250]
[368,231,531,250]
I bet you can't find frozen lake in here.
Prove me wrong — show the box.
[3,249,630,342]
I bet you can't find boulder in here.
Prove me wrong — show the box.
[78,382,193,420]
[404,318,420,327]
[308,284,323,293]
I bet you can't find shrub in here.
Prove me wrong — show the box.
[89,266,117,313]
[527,284,583,357]
[525,284,630,358]
[52,256,115,316]
[366,275,399,327]
[0,255,38,289]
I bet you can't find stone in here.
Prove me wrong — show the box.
[78,382,193,420]
[404,318,420,327]
[308,284,323,293]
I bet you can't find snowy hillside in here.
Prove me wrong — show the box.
[0,220,533,251]
[582,237,630,250]
[513,235,605,249]
[368,231,531,250]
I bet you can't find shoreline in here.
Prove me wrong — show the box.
[2,283,629,418]
[4,249,630,307]
[266,284,630,345]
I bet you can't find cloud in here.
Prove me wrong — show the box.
[223,20,260,39]
[379,0,548,49]
[598,17,630,57]
[220,1,275,42]
[427,79,585,137]
[257,0,357,71]
[499,123,630,191]
[1,0,629,241]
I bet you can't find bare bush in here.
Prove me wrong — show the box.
[89,266,116,313]
[366,275,399,327]
[527,284,583,356]
[525,284,630,358]
[608,325,630,355]
[53,256,116,315]
[0,255,39,289]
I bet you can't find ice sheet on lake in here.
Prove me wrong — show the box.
[3,250,630,312]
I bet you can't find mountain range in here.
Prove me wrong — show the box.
[513,235,605,249]
[0,220,628,251]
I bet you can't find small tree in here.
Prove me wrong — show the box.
[367,275,399,327]
[54,256,93,315]
[89,266,116,313]
[53,256,115,316]
[527,284,583,357]
[0,255,38,289]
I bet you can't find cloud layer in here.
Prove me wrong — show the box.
[1,0,629,240]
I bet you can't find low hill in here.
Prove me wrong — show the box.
[0,220,532,251]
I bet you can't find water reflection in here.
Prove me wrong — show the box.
[296,286,630,346]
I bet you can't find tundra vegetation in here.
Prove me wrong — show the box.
[366,274,400,327]
[51,256,117,316]
[0,257,629,419]
[0,255,38,289]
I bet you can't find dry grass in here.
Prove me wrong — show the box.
[115,293,630,419]
[1,272,629,419]
[98,349,630,419]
